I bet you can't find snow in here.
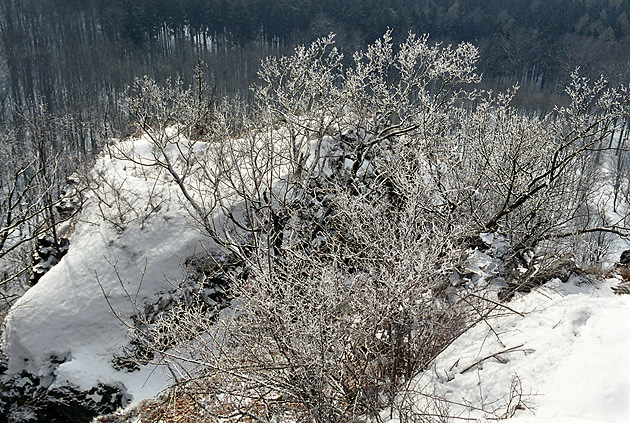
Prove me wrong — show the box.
[1,131,630,421]
[408,277,630,423]
[1,135,216,404]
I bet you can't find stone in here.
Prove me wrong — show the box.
[29,236,70,286]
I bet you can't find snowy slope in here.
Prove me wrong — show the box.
[404,148,630,422]
[2,131,630,422]
[407,277,630,423]
[1,135,215,404]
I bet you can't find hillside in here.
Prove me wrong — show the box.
[2,33,630,422]
[3,137,629,422]
[1,135,212,420]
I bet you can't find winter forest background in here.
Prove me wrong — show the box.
[4,0,630,127]
[3,0,630,161]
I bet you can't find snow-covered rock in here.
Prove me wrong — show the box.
[3,132,630,423]
[0,136,217,420]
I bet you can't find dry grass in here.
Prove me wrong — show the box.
[96,386,309,423]
[95,392,204,423]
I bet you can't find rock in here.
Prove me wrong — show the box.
[612,281,630,295]
[619,250,630,267]
[112,253,234,372]
[0,365,127,423]
[55,181,81,220]
[29,235,69,286]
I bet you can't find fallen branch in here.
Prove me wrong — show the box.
[460,344,525,374]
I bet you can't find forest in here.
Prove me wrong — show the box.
[3,0,630,128]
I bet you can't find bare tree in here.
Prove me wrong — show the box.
[112,32,630,422]
[0,104,79,308]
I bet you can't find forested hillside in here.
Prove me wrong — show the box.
[3,0,630,128]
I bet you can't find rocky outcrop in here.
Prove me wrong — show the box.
[0,357,128,423]
[612,250,630,294]
[29,235,69,286]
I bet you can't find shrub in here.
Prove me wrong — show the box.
[120,31,630,421]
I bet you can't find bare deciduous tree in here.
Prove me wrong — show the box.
[0,104,80,312]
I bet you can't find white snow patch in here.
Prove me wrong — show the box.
[1,135,218,404]
[409,278,630,422]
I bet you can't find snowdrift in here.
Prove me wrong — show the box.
[2,135,216,406]
[407,277,630,422]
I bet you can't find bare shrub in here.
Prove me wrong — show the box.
[114,31,630,422]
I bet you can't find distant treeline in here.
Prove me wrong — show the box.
[1,0,630,139]
[82,0,630,45]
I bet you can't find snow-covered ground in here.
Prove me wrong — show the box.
[407,277,630,423]
[1,133,630,422]
[403,149,630,423]
[1,135,216,405]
